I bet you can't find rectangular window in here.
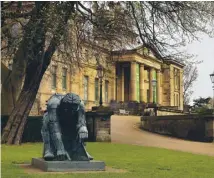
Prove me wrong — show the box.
[164,69,170,81]
[83,76,89,101]
[95,78,99,101]
[105,80,109,103]
[177,93,179,107]
[174,93,176,106]
[52,66,57,89]
[177,72,180,90]
[62,68,67,89]
[174,68,176,89]
[174,68,180,90]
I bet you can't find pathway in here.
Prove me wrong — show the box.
[111,115,214,156]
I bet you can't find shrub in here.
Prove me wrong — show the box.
[1,115,43,143]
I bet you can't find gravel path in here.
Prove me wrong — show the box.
[111,115,214,156]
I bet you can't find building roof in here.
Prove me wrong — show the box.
[164,59,185,68]
[112,45,185,68]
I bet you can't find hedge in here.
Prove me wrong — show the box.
[1,115,43,143]
[1,114,95,143]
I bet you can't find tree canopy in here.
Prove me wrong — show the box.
[193,97,212,108]
[2,1,214,61]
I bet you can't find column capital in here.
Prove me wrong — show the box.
[150,67,155,71]
[179,70,184,74]
[131,61,137,64]
[157,69,161,73]
[140,64,145,102]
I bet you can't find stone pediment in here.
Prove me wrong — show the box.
[135,45,155,58]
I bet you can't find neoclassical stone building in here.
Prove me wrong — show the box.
[112,46,184,109]
[33,45,184,114]
[1,45,184,115]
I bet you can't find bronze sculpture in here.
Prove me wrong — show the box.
[41,93,93,161]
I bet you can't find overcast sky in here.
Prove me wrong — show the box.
[186,35,214,104]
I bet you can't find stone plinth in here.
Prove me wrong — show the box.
[31,158,105,172]
[86,107,113,142]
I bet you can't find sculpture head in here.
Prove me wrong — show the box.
[59,93,81,113]
[57,93,82,137]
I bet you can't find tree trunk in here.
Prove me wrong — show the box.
[1,35,57,145]
[2,61,46,145]
[1,2,73,145]
[5,90,36,144]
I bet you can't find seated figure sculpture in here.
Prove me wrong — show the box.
[41,93,93,161]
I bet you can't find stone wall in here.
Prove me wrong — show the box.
[205,119,214,140]
[95,117,111,142]
[157,109,184,116]
[141,115,214,142]
[1,110,112,143]
[86,111,112,142]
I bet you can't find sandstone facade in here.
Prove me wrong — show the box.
[1,46,184,115]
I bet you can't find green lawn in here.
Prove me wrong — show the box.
[2,142,214,178]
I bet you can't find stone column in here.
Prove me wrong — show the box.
[159,72,163,104]
[149,68,154,103]
[156,69,161,104]
[130,61,137,101]
[179,70,184,110]
[113,63,116,100]
[140,64,144,102]
[121,66,125,101]
[116,64,121,101]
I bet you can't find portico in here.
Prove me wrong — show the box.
[115,60,161,104]
[112,45,184,110]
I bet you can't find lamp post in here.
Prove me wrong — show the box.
[210,71,214,115]
[151,79,157,103]
[97,64,104,107]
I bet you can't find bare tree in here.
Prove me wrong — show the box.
[1,1,214,144]
[183,59,201,105]
[1,2,76,144]
[128,1,214,60]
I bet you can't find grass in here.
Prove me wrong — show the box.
[2,142,214,178]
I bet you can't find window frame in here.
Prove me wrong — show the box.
[51,66,57,89]
[62,68,67,90]
[105,80,109,103]
[95,78,99,102]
